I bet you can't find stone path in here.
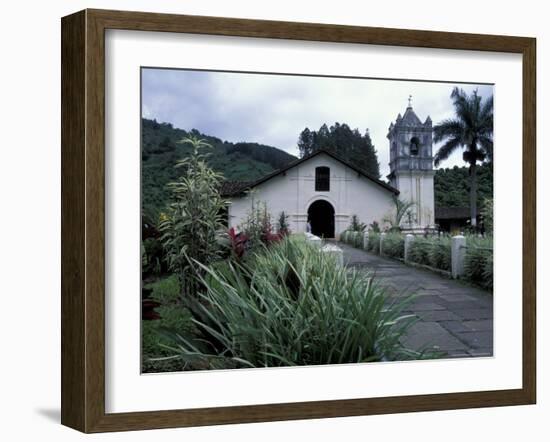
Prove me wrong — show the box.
[337,242,493,358]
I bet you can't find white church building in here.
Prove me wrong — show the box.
[223,102,435,238]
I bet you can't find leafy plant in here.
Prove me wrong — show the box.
[481,198,493,234]
[383,195,417,231]
[159,137,229,299]
[348,214,366,233]
[369,221,381,233]
[427,236,452,271]
[382,233,405,259]
[142,276,195,372]
[159,236,425,369]
[277,211,291,236]
[239,198,282,253]
[367,231,381,253]
[407,237,431,266]
[464,236,493,290]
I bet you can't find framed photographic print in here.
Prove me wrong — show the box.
[61,9,536,433]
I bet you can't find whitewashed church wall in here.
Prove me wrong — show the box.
[227,152,395,237]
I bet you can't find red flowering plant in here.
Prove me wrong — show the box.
[230,200,284,258]
[228,227,249,258]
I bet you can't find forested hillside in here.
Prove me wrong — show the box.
[142,118,297,217]
[434,164,493,208]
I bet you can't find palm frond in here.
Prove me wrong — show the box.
[434,137,462,166]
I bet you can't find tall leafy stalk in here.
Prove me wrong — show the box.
[159,137,228,299]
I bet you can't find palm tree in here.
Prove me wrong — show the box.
[433,87,493,228]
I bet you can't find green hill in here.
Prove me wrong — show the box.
[142,118,297,217]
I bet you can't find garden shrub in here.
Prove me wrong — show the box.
[427,236,452,271]
[351,231,363,248]
[407,237,431,266]
[340,230,349,244]
[142,275,196,372]
[348,214,366,233]
[159,236,427,369]
[147,274,180,304]
[367,231,380,253]
[464,236,493,290]
[483,252,494,291]
[382,233,404,259]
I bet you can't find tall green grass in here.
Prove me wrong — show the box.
[158,236,423,369]
[382,233,405,259]
[367,232,381,253]
[407,236,451,271]
[464,236,493,291]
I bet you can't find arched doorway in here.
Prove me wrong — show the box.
[308,200,335,238]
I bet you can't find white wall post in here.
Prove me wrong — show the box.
[380,232,386,255]
[404,234,415,262]
[321,244,344,266]
[451,235,466,278]
[305,232,323,248]
[363,231,369,250]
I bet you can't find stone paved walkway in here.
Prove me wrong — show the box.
[337,242,493,358]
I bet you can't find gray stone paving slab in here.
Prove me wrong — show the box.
[407,302,447,311]
[449,309,493,320]
[439,294,479,302]
[400,322,469,352]
[337,241,493,359]
[415,310,462,322]
[463,320,493,332]
[438,320,471,334]
[455,331,493,349]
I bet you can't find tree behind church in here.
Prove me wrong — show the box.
[297,123,381,178]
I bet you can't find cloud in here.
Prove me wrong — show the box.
[142,68,493,177]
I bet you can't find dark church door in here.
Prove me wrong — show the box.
[308,200,335,238]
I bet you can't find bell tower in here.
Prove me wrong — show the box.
[387,96,435,228]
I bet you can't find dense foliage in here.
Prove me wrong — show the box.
[348,214,367,233]
[434,164,493,208]
[142,118,296,217]
[464,236,493,291]
[381,233,405,259]
[159,235,424,369]
[407,236,452,272]
[297,123,380,178]
[142,276,195,373]
[367,231,381,253]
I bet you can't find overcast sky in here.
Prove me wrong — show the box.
[142,68,493,178]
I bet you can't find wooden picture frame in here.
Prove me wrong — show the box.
[61,8,536,433]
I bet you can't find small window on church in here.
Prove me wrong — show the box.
[410,137,420,155]
[315,166,330,191]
